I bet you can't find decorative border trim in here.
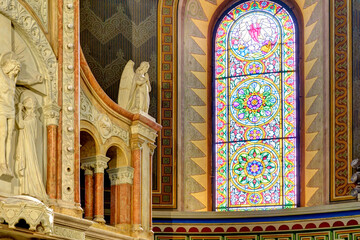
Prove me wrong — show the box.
[330,0,354,201]
[61,0,76,202]
[154,0,178,209]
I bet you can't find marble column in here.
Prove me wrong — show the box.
[80,164,94,220]
[107,166,134,227]
[131,138,144,229]
[81,155,109,223]
[147,143,156,231]
[44,103,61,201]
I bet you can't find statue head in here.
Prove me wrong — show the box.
[20,90,38,113]
[2,59,21,78]
[136,61,150,75]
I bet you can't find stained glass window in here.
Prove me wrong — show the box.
[214,0,298,211]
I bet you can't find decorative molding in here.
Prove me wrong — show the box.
[0,196,53,234]
[330,0,354,200]
[23,0,48,30]
[80,1,156,48]
[53,226,85,240]
[131,121,158,143]
[0,0,57,105]
[107,166,134,185]
[155,0,178,209]
[80,89,130,145]
[61,0,76,203]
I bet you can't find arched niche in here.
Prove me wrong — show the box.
[0,1,57,200]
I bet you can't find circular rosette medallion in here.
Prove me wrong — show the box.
[230,79,279,126]
[230,145,279,192]
[229,12,280,60]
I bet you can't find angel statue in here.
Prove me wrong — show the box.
[0,52,42,179]
[117,60,151,113]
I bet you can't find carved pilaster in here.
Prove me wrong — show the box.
[107,167,134,185]
[43,103,61,126]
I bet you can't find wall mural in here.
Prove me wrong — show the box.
[80,0,157,118]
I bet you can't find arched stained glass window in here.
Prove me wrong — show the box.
[214,0,299,211]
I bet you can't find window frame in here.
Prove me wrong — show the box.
[211,0,302,211]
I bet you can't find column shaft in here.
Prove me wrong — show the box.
[84,172,94,220]
[46,125,57,199]
[94,172,105,223]
[132,148,141,225]
[119,184,131,224]
[110,184,119,225]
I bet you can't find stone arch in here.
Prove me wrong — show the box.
[105,144,129,168]
[0,1,57,105]
[80,121,101,156]
[80,130,98,159]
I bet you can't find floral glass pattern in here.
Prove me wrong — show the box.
[214,0,298,211]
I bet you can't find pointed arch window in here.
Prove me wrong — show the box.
[214,0,299,211]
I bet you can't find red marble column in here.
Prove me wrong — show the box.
[81,155,109,223]
[46,125,57,199]
[132,147,142,226]
[110,184,120,225]
[84,169,94,220]
[93,172,105,223]
[107,166,133,226]
[119,183,131,224]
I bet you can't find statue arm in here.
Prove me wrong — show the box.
[17,74,43,86]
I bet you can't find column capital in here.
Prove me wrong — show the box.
[107,166,134,185]
[147,142,157,155]
[130,137,146,150]
[80,163,93,175]
[43,103,61,126]
[81,155,110,174]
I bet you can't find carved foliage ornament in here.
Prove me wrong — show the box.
[80,89,129,145]
[107,166,134,185]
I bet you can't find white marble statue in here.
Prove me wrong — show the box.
[117,60,151,113]
[0,52,42,179]
[15,91,47,201]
